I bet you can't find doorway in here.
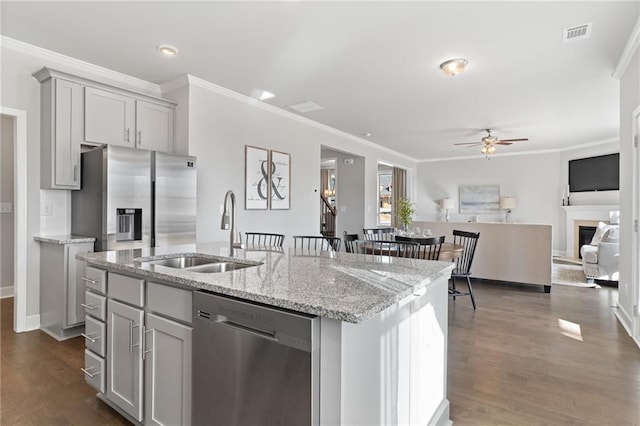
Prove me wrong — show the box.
[1,114,15,299]
[1,108,28,332]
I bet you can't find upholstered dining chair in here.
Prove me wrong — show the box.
[292,235,341,252]
[356,239,420,258]
[244,232,285,247]
[362,227,395,241]
[343,231,359,253]
[395,235,445,260]
[449,230,481,310]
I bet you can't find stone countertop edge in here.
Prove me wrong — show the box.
[77,250,454,324]
[35,235,96,244]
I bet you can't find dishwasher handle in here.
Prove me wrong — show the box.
[215,315,278,342]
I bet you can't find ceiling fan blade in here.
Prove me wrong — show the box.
[495,142,513,145]
[454,142,482,146]
[497,138,528,142]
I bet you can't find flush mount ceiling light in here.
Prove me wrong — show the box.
[258,90,275,101]
[439,58,468,76]
[158,45,178,56]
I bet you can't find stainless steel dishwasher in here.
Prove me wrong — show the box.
[193,290,320,425]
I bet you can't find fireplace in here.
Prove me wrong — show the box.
[563,205,619,259]
[578,226,597,259]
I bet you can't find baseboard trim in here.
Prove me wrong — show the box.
[25,314,40,332]
[615,305,633,336]
[429,399,452,426]
[0,287,14,299]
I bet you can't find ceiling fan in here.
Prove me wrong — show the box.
[454,129,528,156]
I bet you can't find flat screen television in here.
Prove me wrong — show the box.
[569,153,619,192]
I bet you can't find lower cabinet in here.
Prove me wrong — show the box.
[107,299,144,421]
[145,313,192,426]
[89,270,193,425]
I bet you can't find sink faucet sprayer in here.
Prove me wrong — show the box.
[220,190,244,254]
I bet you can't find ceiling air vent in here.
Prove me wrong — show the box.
[563,23,592,43]
[288,101,324,113]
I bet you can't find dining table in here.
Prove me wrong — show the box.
[357,237,464,261]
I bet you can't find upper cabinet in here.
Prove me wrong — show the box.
[34,68,177,190]
[85,87,175,153]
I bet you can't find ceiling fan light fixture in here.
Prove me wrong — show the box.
[440,58,468,76]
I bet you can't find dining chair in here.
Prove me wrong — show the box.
[342,231,359,253]
[356,239,420,258]
[292,235,341,252]
[449,230,481,309]
[395,235,445,260]
[244,232,285,247]
[362,227,395,241]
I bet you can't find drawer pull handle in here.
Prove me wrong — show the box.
[81,303,99,310]
[142,327,153,360]
[81,367,100,378]
[81,277,97,284]
[130,323,140,353]
[81,333,98,343]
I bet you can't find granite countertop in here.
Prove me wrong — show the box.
[35,235,96,244]
[77,242,454,324]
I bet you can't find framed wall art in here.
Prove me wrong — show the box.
[245,145,269,210]
[459,185,500,214]
[269,150,290,210]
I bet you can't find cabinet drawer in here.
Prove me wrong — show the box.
[83,349,105,393]
[147,282,192,324]
[84,290,106,321]
[83,316,106,357]
[109,273,144,307]
[82,266,107,294]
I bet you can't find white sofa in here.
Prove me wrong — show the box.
[580,222,619,282]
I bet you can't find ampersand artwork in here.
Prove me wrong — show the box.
[256,160,269,200]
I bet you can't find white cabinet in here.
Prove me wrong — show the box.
[85,87,136,148]
[35,71,84,190]
[145,312,192,426]
[85,86,175,152]
[37,237,94,340]
[136,101,174,153]
[107,299,144,422]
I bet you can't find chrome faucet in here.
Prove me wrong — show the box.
[220,190,244,254]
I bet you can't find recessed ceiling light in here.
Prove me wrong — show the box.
[439,58,468,76]
[158,45,178,56]
[259,90,275,101]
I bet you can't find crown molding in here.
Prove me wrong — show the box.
[613,15,640,79]
[159,75,190,93]
[1,36,162,96]
[184,74,416,164]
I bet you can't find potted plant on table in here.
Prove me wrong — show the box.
[397,198,416,233]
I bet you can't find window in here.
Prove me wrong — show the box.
[378,171,392,225]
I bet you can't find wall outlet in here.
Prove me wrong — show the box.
[0,202,12,214]
[41,201,53,216]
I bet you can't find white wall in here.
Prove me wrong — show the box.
[617,34,640,339]
[321,147,365,239]
[1,114,15,297]
[416,144,620,255]
[185,78,415,247]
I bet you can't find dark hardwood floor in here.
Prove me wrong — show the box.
[1,282,639,425]
[448,282,640,425]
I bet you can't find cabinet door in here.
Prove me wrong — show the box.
[135,100,174,152]
[53,79,83,188]
[85,87,135,147]
[107,300,144,421]
[65,243,93,327]
[145,313,192,426]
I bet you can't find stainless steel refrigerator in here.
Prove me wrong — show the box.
[71,145,196,251]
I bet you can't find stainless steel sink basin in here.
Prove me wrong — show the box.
[141,254,260,273]
[146,256,221,268]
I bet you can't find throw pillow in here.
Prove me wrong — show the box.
[603,225,620,242]
[590,222,610,246]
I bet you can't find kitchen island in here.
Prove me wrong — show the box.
[78,243,454,426]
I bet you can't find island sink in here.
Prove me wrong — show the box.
[142,254,260,273]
